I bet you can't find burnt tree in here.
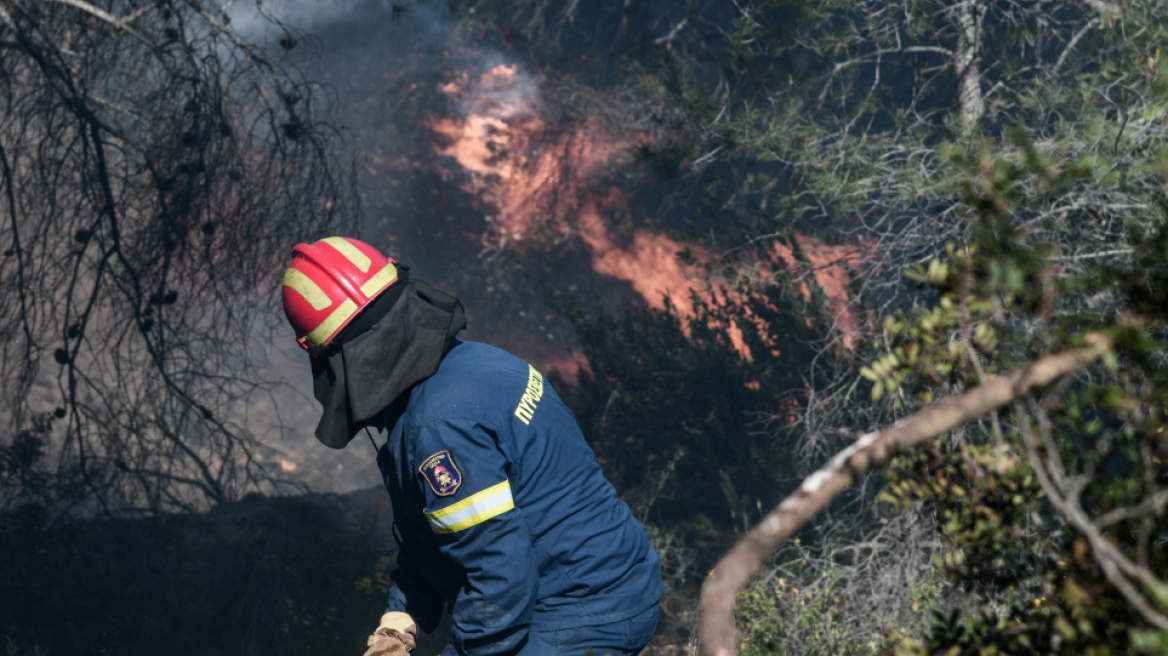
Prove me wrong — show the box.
[0,0,355,513]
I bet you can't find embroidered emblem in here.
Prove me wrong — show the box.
[419,450,462,496]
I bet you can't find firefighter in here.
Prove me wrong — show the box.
[281,237,664,656]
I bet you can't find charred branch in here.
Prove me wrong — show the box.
[0,0,354,514]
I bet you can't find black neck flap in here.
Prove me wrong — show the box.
[309,278,467,449]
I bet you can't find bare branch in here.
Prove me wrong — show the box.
[0,0,355,513]
[43,0,151,45]
[819,47,953,102]
[1078,0,1122,15]
[1054,248,1134,262]
[654,18,689,45]
[1053,16,1100,74]
[1020,405,1168,631]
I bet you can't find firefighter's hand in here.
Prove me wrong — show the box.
[363,611,417,656]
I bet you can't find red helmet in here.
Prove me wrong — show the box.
[281,236,401,349]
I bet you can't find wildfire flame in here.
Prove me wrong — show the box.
[769,237,863,343]
[430,62,860,355]
[430,64,629,248]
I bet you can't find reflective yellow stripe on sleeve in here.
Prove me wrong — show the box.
[424,480,514,534]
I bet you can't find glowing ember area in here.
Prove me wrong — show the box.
[770,235,863,340]
[430,61,860,354]
[430,65,539,183]
[431,64,701,304]
[576,203,703,316]
[430,64,629,249]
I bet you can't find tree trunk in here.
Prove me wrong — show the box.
[954,0,985,130]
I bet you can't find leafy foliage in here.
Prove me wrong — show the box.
[848,134,1168,654]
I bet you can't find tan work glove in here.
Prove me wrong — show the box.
[363,611,417,656]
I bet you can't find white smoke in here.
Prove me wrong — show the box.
[224,0,449,44]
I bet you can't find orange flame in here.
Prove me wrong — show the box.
[576,203,700,315]
[430,62,860,356]
[769,236,863,344]
[430,64,629,248]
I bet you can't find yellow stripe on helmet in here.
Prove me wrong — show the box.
[305,298,358,345]
[283,267,332,311]
[359,262,398,299]
[322,236,372,273]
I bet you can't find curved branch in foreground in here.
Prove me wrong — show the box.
[699,332,1113,656]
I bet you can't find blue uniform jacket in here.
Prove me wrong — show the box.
[377,340,664,656]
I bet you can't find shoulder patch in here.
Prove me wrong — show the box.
[419,450,463,497]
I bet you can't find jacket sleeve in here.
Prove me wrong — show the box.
[386,541,445,634]
[412,418,539,656]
